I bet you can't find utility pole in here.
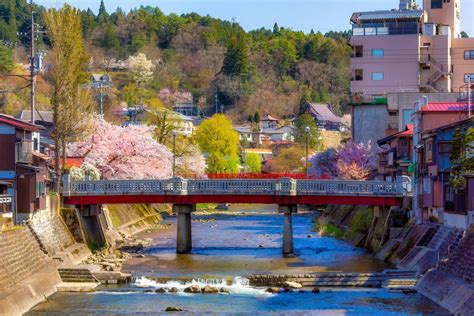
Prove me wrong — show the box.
[30,9,36,124]
[468,75,472,118]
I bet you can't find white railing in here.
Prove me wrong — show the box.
[62,176,403,197]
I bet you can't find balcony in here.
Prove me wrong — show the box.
[0,194,13,213]
[352,22,419,37]
[15,141,33,164]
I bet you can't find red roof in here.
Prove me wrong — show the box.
[53,157,84,168]
[0,114,43,132]
[398,124,413,136]
[422,103,472,112]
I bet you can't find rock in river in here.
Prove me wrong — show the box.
[169,287,178,293]
[266,287,281,293]
[284,281,303,289]
[312,287,320,293]
[184,285,201,293]
[155,288,167,293]
[166,306,183,312]
[220,287,230,294]
[201,285,219,294]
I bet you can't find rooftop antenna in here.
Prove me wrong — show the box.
[30,1,36,124]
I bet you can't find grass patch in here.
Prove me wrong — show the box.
[348,207,374,237]
[313,217,345,239]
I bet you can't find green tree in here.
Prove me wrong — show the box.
[195,114,240,173]
[245,153,261,173]
[271,146,306,173]
[101,24,120,55]
[294,114,322,150]
[221,32,249,77]
[0,43,14,73]
[97,0,109,23]
[460,31,469,38]
[44,4,95,185]
[253,111,261,124]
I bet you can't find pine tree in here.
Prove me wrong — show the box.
[97,0,109,23]
[221,32,249,77]
[273,22,280,35]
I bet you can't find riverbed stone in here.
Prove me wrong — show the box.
[283,281,302,289]
[166,306,183,312]
[184,285,201,293]
[312,287,320,293]
[266,287,281,293]
[169,287,178,293]
[155,288,167,293]
[220,287,230,293]
[202,285,219,294]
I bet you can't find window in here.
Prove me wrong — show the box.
[431,0,443,9]
[465,51,474,60]
[423,178,432,194]
[372,72,384,81]
[354,69,363,81]
[438,142,453,154]
[464,74,474,83]
[36,182,45,198]
[354,46,363,58]
[372,48,384,57]
[425,139,433,162]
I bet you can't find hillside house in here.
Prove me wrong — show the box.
[303,102,344,131]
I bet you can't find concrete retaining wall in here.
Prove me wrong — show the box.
[417,269,474,315]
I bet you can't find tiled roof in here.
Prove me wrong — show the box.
[16,110,54,123]
[377,124,413,146]
[352,10,424,23]
[422,103,472,112]
[307,103,343,124]
[262,114,279,122]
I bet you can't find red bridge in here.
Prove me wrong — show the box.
[62,177,404,255]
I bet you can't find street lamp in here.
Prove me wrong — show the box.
[305,126,310,179]
[172,130,178,178]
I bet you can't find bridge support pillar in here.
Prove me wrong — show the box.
[174,204,195,254]
[279,205,298,257]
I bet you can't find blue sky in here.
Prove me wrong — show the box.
[37,0,474,35]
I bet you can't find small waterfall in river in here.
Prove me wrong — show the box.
[130,276,270,296]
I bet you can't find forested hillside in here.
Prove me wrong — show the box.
[0,0,352,119]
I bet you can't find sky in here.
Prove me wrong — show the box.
[36,0,474,35]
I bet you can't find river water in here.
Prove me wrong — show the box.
[28,206,447,315]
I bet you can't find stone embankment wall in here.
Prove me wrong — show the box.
[30,195,76,255]
[0,228,61,316]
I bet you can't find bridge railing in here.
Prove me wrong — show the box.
[297,179,402,196]
[63,176,403,197]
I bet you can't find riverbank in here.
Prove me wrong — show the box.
[314,205,474,314]
[27,208,446,314]
[0,200,170,316]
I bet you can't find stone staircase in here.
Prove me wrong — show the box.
[58,266,99,283]
[383,269,418,291]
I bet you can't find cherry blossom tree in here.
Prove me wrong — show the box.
[176,144,207,178]
[68,117,173,180]
[336,141,376,180]
[309,140,376,180]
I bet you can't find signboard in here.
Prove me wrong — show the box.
[0,195,13,213]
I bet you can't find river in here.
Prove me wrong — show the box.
[28,206,447,315]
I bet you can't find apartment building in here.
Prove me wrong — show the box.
[350,0,474,102]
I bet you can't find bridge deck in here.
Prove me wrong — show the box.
[62,178,404,206]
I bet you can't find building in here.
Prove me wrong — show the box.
[173,102,202,117]
[0,114,49,224]
[91,74,112,87]
[261,115,279,129]
[303,102,345,131]
[377,124,414,180]
[262,126,295,142]
[415,117,473,229]
[16,110,55,152]
[412,101,472,227]
[350,0,474,102]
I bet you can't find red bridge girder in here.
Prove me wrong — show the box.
[64,194,402,207]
